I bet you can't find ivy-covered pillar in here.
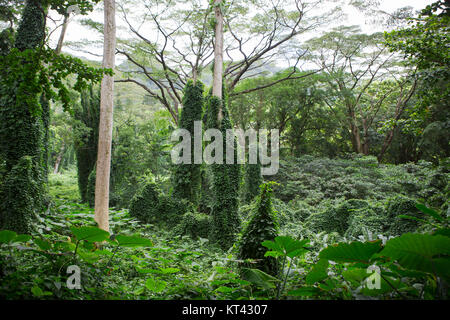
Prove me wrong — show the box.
[0,0,48,233]
[172,80,205,206]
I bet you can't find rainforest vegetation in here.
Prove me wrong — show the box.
[0,0,449,301]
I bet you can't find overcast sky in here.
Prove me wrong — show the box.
[49,0,434,64]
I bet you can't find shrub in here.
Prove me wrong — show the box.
[345,202,387,239]
[238,183,279,276]
[129,181,184,228]
[173,212,211,239]
[385,196,422,235]
[305,199,370,235]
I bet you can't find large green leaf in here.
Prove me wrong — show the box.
[416,204,444,222]
[380,233,450,280]
[342,268,368,287]
[288,287,321,297]
[0,230,17,244]
[34,238,52,251]
[262,236,309,258]
[306,259,329,285]
[319,240,382,264]
[13,234,32,243]
[115,235,153,247]
[241,268,278,290]
[70,226,110,243]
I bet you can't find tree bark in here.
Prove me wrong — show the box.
[95,0,116,232]
[55,13,70,54]
[212,0,224,122]
[53,145,65,174]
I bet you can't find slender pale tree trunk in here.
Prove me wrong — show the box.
[55,13,70,54]
[212,0,224,122]
[95,0,116,232]
[53,144,65,174]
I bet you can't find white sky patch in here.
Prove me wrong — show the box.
[46,0,434,67]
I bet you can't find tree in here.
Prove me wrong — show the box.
[107,0,336,123]
[0,0,105,232]
[94,0,116,232]
[384,0,450,163]
[74,86,100,203]
[305,26,416,156]
[172,80,204,205]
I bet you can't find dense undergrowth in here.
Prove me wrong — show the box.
[1,156,449,300]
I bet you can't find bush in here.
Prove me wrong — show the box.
[384,196,422,235]
[345,202,387,239]
[129,181,184,228]
[173,212,211,239]
[305,199,370,235]
[238,183,279,276]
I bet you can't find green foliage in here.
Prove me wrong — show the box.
[129,181,183,228]
[243,163,262,203]
[86,166,96,208]
[206,95,241,249]
[73,86,100,203]
[305,199,371,235]
[238,183,279,276]
[172,80,204,205]
[385,196,422,235]
[173,212,211,239]
[0,0,108,233]
[0,156,41,233]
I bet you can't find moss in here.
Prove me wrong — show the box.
[0,157,40,233]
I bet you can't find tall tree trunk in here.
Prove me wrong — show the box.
[53,145,65,174]
[212,0,224,122]
[55,13,70,54]
[95,0,116,232]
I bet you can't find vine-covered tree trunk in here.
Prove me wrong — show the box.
[95,0,116,232]
[0,0,47,233]
[74,87,100,203]
[172,80,204,206]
